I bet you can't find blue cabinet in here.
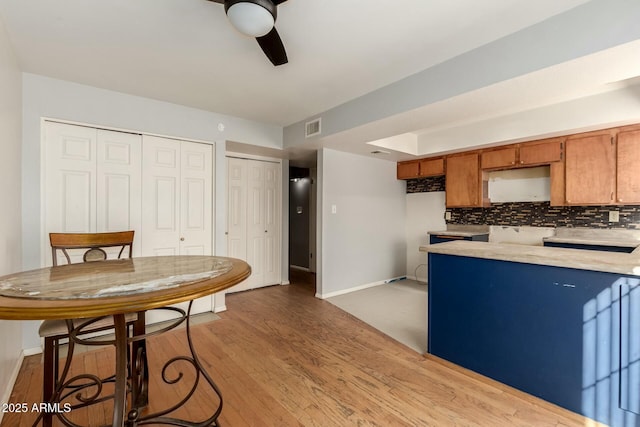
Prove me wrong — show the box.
[428,253,640,426]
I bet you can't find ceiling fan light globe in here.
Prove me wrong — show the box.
[226,2,274,37]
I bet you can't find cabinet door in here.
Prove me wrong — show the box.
[617,130,640,204]
[481,147,516,169]
[397,161,419,179]
[565,134,615,205]
[519,139,563,165]
[419,158,444,176]
[446,153,481,207]
[620,281,640,415]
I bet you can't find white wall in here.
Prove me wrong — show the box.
[0,15,23,418]
[405,192,446,283]
[317,149,406,297]
[21,73,285,349]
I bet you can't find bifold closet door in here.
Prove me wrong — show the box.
[141,135,213,320]
[44,121,142,265]
[226,157,280,292]
[247,159,280,288]
[226,157,250,292]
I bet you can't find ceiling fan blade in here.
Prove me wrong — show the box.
[272,0,288,4]
[256,27,288,66]
[207,0,224,3]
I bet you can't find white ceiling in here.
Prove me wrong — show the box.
[4,0,640,164]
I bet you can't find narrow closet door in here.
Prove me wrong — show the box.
[226,157,250,292]
[245,160,266,289]
[141,135,181,256]
[179,141,213,315]
[263,161,281,286]
[179,141,212,255]
[44,122,97,265]
[45,122,97,234]
[96,129,142,257]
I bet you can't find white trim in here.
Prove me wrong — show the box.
[0,351,25,423]
[316,279,387,299]
[213,305,227,313]
[23,346,43,356]
[289,265,310,272]
[41,117,216,146]
[281,280,291,285]
[225,151,282,164]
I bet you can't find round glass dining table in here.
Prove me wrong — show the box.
[0,255,251,427]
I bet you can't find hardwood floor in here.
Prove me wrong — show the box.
[3,279,596,426]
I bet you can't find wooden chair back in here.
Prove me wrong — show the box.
[49,231,135,266]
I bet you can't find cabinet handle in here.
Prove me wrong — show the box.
[180,237,185,241]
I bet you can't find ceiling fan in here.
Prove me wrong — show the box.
[208,0,289,66]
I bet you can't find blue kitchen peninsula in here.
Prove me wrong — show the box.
[421,241,640,426]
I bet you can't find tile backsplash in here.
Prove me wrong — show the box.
[448,202,640,229]
[406,176,640,229]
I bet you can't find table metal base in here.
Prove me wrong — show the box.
[35,301,223,427]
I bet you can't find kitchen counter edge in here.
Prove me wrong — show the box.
[419,241,640,277]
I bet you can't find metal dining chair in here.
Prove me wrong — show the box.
[39,231,147,426]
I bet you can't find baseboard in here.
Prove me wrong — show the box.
[0,350,25,424]
[317,279,387,299]
[289,265,310,272]
[23,346,42,356]
[214,305,227,313]
[281,280,290,285]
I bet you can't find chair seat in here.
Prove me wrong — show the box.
[39,313,139,338]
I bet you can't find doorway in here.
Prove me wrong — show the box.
[288,165,316,292]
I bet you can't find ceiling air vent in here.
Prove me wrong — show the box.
[305,118,321,138]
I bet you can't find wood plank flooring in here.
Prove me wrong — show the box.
[3,279,599,426]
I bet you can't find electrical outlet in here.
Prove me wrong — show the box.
[445,211,452,220]
[609,211,620,222]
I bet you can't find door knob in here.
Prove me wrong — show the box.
[180,237,185,241]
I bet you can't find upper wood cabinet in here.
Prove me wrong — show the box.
[616,129,640,204]
[397,157,444,179]
[564,133,615,205]
[481,139,563,170]
[519,139,563,165]
[446,153,483,208]
[397,161,420,179]
[481,146,517,169]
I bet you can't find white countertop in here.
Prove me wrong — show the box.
[419,241,640,276]
[542,227,640,248]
